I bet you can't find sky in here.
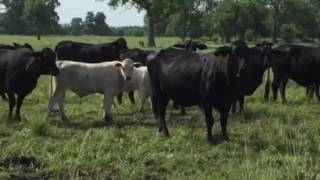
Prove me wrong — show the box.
[56,0,145,27]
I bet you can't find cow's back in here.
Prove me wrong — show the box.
[148,48,204,106]
[55,61,124,96]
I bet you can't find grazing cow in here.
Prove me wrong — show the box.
[48,59,139,123]
[264,44,320,103]
[147,44,266,143]
[55,38,128,63]
[0,48,59,121]
[173,40,208,52]
[122,66,152,112]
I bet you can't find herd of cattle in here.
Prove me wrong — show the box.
[0,38,319,143]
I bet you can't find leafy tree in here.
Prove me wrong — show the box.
[23,0,60,40]
[70,17,83,35]
[108,0,195,47]
[1,0,27,34]
[84,11,110,35]
[93,12,110,35]
[84,11,95,34]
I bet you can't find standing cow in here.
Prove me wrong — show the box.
[0,48,59,121]
[147,44,266,143]
[55,38,128,63]
[122,66,152,112]
[55,38,131,104]
[264,44,320,103]
[48,59,139,123]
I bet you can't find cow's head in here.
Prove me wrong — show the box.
[240,48,268,95]
[113,38,128,55]
[230,41,249,78]
[27,48,59,76]
[114,59,141,81]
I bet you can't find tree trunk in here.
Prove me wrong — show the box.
[272,14,278,43]
[37,34,41,40]
[147,18,156,47]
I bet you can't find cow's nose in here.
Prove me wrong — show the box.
[126,76,131,81]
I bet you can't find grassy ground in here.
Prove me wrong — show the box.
[0,35,320,179]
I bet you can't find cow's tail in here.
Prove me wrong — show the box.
[49,76,56,97]
[264,68,271,100]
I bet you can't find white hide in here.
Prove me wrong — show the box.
[48,59,134,122]
[123,66,152,112]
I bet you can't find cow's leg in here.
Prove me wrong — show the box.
[103,94,114,124]
[48,86,63,115]
[271,78,281,101]
[280,79,288,104]
[140,91,146,113]
[220,108,230,142]
[231,100,237,113]
[203,105,214,143]
[7,93,16,121]
[306,85,313,98]
[180,106,186,115]
[158,97,169,137]
[238,96,245,122]
[15,95,26,121]
[57,93,68,122]
[151,92,160,131]
[128,91,135,104]
[116,92,123,105]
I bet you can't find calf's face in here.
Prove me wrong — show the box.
[115,59,140,81]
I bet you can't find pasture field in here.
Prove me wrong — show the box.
[0,35,320,179]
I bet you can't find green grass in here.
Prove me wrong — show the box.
[0,35,320,179]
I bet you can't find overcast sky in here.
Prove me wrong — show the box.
[56,0,145,27]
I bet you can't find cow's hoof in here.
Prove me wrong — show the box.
[222,135,230,142]
[14,115,21,122]
[104,116,113,125]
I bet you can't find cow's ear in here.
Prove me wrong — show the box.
[134,63,142,68]
[24,43,33,51]
[114,62,123,68]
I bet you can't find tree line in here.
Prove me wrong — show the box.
[0,0,320,46]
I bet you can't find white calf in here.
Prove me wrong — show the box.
[48,59,137,123]
[123,66,152,112]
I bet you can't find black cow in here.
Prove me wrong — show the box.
[120,48,155,65]
[0,48,59,121]
[264,44,320,103]
[173,40,208,52]
[55,38,128,62]
[147,44,266,143]
[0,43,34,101]
[215,42,269,121]
[0,42,33,51]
